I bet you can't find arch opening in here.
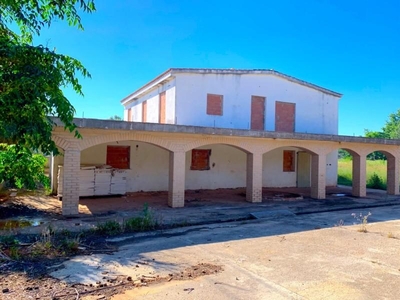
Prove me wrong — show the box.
[185,144,248,203]
[55,140,172,213]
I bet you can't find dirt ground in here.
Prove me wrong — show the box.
[0,186,393,299]
[0,186,355,218]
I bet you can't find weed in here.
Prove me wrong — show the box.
[335,219,345,227]
[59,236,81,253]
[95,220,122,236]
[124,203,159,232]
[0,235,19,247]
[9,246,20,260]
[351,212,371,233]
[388,232,396,239]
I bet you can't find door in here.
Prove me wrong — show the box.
[297,151,311,187]
[251,96,265,130]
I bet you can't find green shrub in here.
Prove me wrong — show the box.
[0,144,49,189]
[124,203,158,232]
[367,173,386,190]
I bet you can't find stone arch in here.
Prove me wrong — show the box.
[52,135,71,151]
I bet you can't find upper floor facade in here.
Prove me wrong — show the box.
[121,68,342,134]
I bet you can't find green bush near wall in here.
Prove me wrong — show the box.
[0,144,49,189]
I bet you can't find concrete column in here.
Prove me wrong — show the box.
[352,154,367,197]
[246,153,263,203]
[311,154,326,199]
[168,151,186,208]
[62,147,81,216]
[387,155,400,195]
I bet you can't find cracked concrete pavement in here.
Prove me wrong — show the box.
[50,204,400,299]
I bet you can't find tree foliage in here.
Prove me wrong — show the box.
[0,0,95,155]
[109,115,122,121]
[0,144,49,189]
[365,109,400,140]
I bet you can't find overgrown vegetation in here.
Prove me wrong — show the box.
[0,226,82,262]
[0,204,162,262]
[93,204,160,236]
[337,158,387,190]
[0,144,49,189]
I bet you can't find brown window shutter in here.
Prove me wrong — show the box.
[206,94,223,116]
[250,96,265,130]
[106,146,130,169]
[190,149,211,170]
[283,150,295,172]
[275,102,295,132]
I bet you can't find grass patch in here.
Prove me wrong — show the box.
[123,203,159,232]
[0,226,83,262]
[338,159,387,190]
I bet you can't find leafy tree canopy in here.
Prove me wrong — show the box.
[365,109,400,140]
[0,0,95,155]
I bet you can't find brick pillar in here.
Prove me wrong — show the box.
[352,154,366,197]
[168,151,186,208]
[387,155,399,195]
[311,154,326,199]
[246,153,263,203]
[62,147,81,215]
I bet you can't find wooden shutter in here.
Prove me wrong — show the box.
[275,102,295,132]
[106,146,130,169]
[190,149,211,170]
[251,96,265,130]
[206,94,223,116]
[283,150,295,172]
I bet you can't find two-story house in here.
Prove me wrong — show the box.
[118,68,341,191]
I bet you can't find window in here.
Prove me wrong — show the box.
[106,146,130,169]
[191,149,211,170]
[206,94,223,116]
[283,150,295,172]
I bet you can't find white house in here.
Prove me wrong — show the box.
[114,68,341,190]
[121,69,340,135]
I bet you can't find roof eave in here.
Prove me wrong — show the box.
[120,69,173,106]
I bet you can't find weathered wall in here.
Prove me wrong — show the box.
[77,141,337,192]
[174,73,339,134]
[124,79,176,124]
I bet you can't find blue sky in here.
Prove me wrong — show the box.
[35,0,400,136]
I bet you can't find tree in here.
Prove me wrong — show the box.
[365,109,400,140]
[0,0,96,155]
[109,115,122,121]
[382,109,400,139]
